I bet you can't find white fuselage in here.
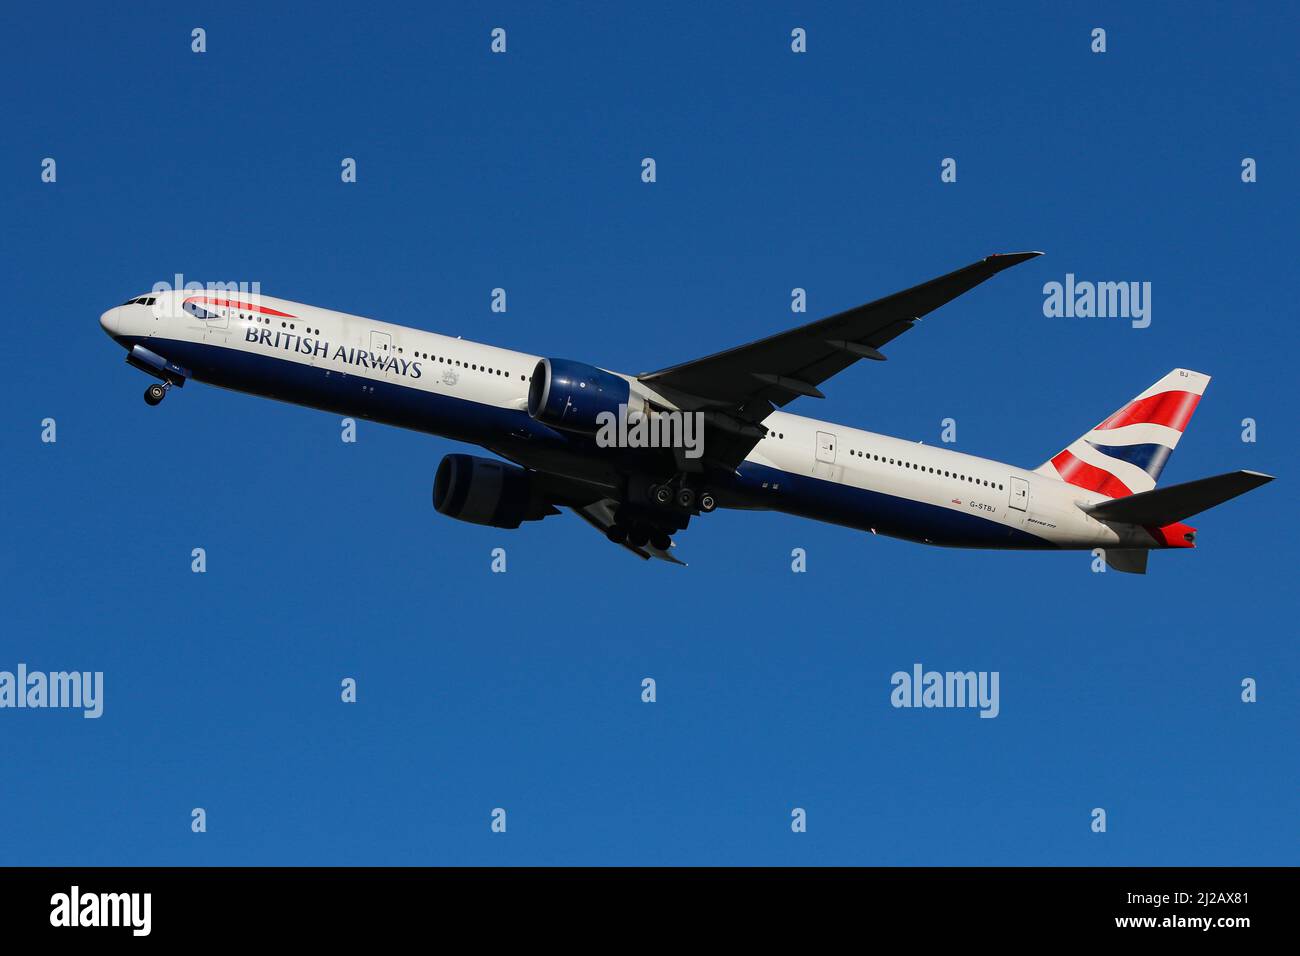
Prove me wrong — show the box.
[100,291,1166,552]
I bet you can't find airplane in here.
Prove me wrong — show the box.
[98,252,1273,573]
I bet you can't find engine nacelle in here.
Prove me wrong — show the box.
[432,454,554,529]
[526,358,645,434]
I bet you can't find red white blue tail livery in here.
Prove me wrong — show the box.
[1036,369,1209,498]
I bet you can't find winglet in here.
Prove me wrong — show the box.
[985,251,1044,268]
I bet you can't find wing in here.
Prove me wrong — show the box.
[571,499,687,566]
[640,252,1042,410]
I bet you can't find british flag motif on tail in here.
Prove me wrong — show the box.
[1034,369,1211,499]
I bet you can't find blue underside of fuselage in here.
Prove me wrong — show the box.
[117,335,1053,550]
[729,461,1051,549]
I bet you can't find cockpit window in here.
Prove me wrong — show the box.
[120,296,157,306]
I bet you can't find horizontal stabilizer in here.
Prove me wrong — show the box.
[1083,470,1274,526]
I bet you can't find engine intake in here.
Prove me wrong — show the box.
[432,454,555,529]
[526,358,644,434]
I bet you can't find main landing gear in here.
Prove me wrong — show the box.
[648,480,717,514]
[607,475,719,551]
[605,522,673,552]
[143,381,170,406]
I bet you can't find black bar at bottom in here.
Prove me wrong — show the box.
[0,867,1282,940]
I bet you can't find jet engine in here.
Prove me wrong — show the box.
[432,455,557,529]
[526,358,647,434]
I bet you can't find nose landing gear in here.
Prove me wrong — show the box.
[144,382,170,406]
[126,346,189,403]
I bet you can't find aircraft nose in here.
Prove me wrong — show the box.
[99,307,120,338]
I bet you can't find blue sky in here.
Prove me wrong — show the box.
[2,1,1296,865]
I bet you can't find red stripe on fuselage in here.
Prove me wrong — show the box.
[184,295,296,318]
[1095,390,1200,433]
[1051,450,1134,498]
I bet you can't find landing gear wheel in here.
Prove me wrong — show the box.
[627,526,650,549]
[144,383,166,406]
[651,484,673,506]
[676,487,695,510]
[650,530,671,551]
[699,492,717,513]
[606,524,628,544]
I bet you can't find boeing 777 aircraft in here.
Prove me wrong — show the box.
[98,253,1272,572]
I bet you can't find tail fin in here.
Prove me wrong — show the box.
[1035,368,1210,498]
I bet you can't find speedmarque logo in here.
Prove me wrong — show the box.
[50,886,151,936]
